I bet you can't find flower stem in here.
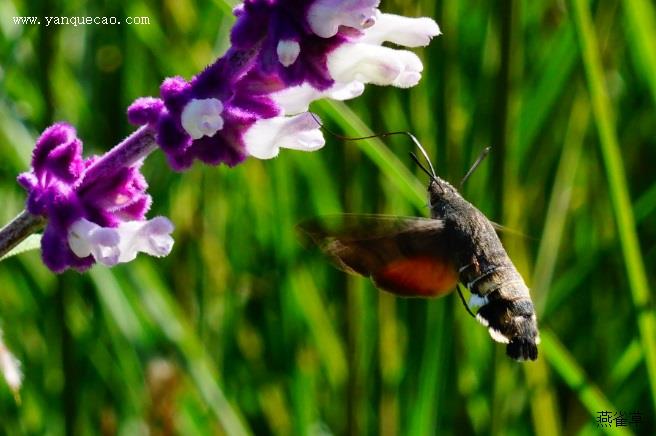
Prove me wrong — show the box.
[81,125,157,187]
[0,210,46,258]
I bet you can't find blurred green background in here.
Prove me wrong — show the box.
[1,0,655,434]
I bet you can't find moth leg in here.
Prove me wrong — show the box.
[456,284,475,318]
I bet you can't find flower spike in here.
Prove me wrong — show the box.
[17,124,174,273]
[128,0,440,168]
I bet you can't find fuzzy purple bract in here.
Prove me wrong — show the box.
[17,123,152,272]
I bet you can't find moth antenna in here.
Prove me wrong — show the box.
[407,134,437,178]
[456,284,476,318]
[409,152,437,183]
[460,146,491,188]
[309,113,438,179]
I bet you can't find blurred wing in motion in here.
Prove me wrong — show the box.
[298,214,458,297]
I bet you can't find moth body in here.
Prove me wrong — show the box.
[299,172,540,361]
[428,178,539,360]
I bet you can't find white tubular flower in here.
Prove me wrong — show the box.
[328,81,366,100]
[113,217,175,263]
[328,80,364,101]
[69,219,121,265]
[359,13,441,47]
[307,0,380,38]
[319,10,438,91]
[272,81,365,114]
[258,5,440,114]
[272,85,320,114]
[0,331,22,395]
[245,112,325,159]
[277,39,301,67]
[181,98,224,139]
[327,43,423,88]
[68,217,174,266]
[390,50,424,88]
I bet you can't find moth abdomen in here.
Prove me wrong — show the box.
[475,289,539,361]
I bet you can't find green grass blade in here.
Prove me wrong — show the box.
[130,262,251,436]
[407,300,449,436]
[633,182,656,224]
[609,340,642,388]
[517,26,578,162]
[541,329,632,436]
[571,0,656,412]
[89,268,147,342]
[524,360,562,436]
[287,268,348,388]
[533,89,589,313]
[622,0,656,106]
[316,100,426,208]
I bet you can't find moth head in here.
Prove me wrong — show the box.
[427,177,460,207]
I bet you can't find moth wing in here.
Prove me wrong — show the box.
[490,221,533,240]
[298,214,458,297]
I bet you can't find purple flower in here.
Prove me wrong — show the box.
[234,1,440,110]
[17,123,173,273]
[128,63,324,168]
[128,1,439,170]
[7,1,441,276]
[271,8,441,114]
[232,0,378,90]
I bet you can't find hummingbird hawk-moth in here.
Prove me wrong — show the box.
[299,143,540,361]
